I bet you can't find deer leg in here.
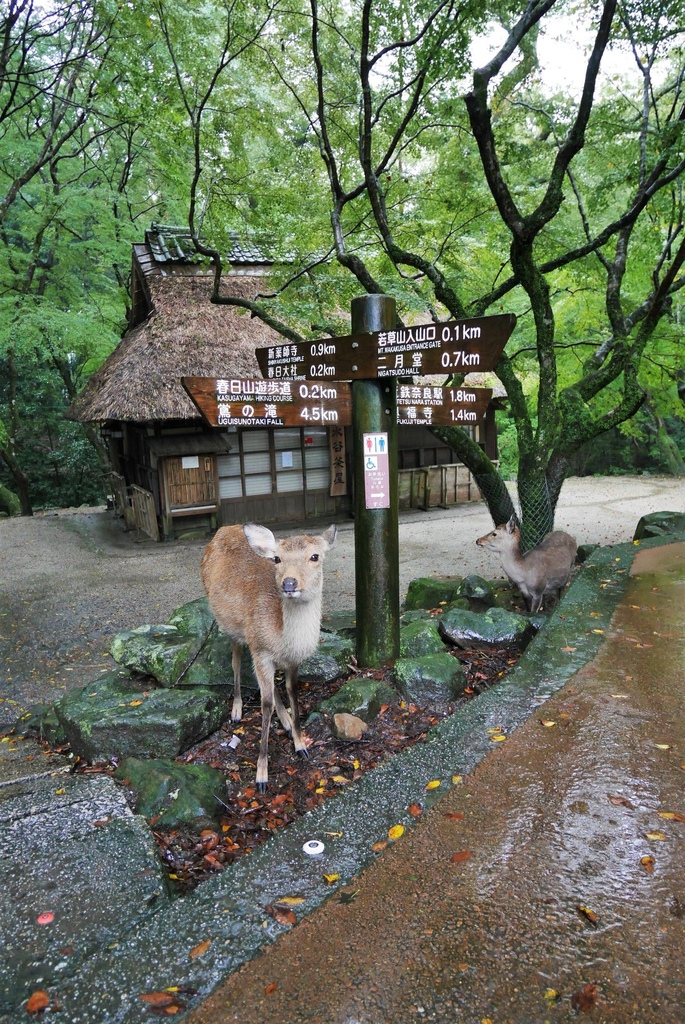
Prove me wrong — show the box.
[285,666,308,759]
[253,653,276,792]
[230,643,243,721]
[272,685,293,734]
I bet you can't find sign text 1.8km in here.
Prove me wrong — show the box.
[256,313,516,381]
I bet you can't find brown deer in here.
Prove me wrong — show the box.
[201,522,337,791]
[476,516,577,614]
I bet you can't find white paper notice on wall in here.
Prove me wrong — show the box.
[281,451,293,468]
[181,455,200,470]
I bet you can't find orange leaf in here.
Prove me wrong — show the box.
[607,794,635,809]
[560,645,576,652]
[640,855,655,874]
[408,803,423,817]
[443,811,465,821]
[26,991,50,1014]
[571,983,598,1012]
[189,938,212,959]
[371,840,388,853]
[450,850,472,863]
[658,811,685,822]
[577,905,598,927]
[139,992,176,1008]
[266,904,297,927]
[265,983,278,996]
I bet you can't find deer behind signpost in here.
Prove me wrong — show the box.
[201,522,337,791]
[476,516,577,614]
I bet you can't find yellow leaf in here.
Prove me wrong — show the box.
[425,779,441,790]
[591,628,605,634]
[315,787,326,794]
[655,743,671,750]
[540,720,556,727]
[352,760,360,770]
[55,788,66,795]
[322,873,340,884]
[589,611,602,617]
[129,700,143,707]
[331,775,349,784]
[544,988,560,1003]
[577,904,598,926]
[274,895,305,907]
[388,824,405,840]
[644,831,667,841]
[189,938,211,959]
[452,775,463,785]
[168,873,179,880]
[399,700,406,709]
[486,727,502,734]
[490,734,506,742]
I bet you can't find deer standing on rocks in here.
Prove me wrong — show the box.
[476,516,577,613]
[201,522,337,791]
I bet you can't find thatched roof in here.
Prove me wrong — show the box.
[68,272,285,424]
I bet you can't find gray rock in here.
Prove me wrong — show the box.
[633,510,685,540]
[13,704,67,746]
[110,624,197,688]
[299,635,355,684]
[332,713,368,741]
[400,608,434,626]
[395,653,468,705]
[317,678,397,723]
[115,757,227,827]
[576,543,598,563]
[404,576,462,610]
[456,574,497,605]
[54,670,232,762]
[439,605,534,648]
[399,618,446,657]
[320,610,357,638]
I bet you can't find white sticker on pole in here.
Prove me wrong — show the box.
[363,432,390,509]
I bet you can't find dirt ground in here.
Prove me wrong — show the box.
[1,474,684,729]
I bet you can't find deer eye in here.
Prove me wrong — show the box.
[310,553,319,562]
[273,556,281,564]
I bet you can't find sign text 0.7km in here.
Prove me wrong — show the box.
[256,313,515,381]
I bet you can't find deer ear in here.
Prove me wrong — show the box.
[243,523,278,559]
[321,523,337,549]
[506,516,517,534]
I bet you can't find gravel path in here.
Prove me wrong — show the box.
[1,474,683,728]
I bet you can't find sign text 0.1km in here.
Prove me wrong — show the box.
[256,313,516,381]
[181,376,352,427]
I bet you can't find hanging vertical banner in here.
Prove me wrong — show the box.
[363,432,390,509]
[329,425,347,496]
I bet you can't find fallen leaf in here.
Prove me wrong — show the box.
[640,855,655,874]
[607,794,635,809]
[322,872,340,884]
[129,700,143,706]
[658,811,685,822]
[654,743,671,750]
[388,824,405,840]
[331,775,349,785]
[560,645,577,653]
[408,803,423,817]
[540,719,556,728]
[450,850,472,863]
[274,895,305,908]
[139,992,177,1008]
[645,831,667,841]
[189,938,212,959]
[443,811,465,821]
[486,727,502,734]
[490,734,506,742]
[425,779,441,790]
[571,982,598,1012]
[544,988,560,1003]
[451,775,463,785]
[591,628,605,634]
[266,904,297,927]
[265,983,278,996]
[371,840,388,853]
[577,904,599,926]
[26,990,50,1014]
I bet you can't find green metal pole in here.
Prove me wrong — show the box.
[351,294,400,667]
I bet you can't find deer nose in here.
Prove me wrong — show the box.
[282,577,299,594]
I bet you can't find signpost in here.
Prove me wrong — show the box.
[182,376,352,427]
[255,313,515,381]
[185,305,516,670]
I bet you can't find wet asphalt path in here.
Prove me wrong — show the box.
[188,541,685,1024]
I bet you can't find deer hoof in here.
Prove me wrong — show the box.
[297,747,310,760]
[257,781,268,794]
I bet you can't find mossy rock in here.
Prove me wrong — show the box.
[576,543,598,564]
[455,574,497,606]
[166,597,214,635]
[399,618,446,658]
[633,511,685,540]
[404,576,462,611]
[110,624,197,688]
[439,605,534,649]
[317,678,397,723]
[400,608,434,626]
[115,757,227,827]
[300,635,355,684]
[320,610,357,638]
[395,653,467,705]
[54,670,232,762]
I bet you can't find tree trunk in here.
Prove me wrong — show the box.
[0,448,32,516]
[431,426,516,526]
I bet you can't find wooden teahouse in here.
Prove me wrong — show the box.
[68,224,502,540]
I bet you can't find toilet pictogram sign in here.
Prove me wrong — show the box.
[363,432,390,509]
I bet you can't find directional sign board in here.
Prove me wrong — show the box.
[182,377,352,428]
[255,314,515,382]
[397,386,492,426]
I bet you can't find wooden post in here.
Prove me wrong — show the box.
[352,294,400,667]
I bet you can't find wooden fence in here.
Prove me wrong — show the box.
[130,484,160,541]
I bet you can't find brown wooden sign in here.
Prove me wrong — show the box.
[255,314,515,381]
[182,376,352,427]
[397,385,492,426]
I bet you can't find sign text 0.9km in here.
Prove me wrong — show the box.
[255,313,515,381]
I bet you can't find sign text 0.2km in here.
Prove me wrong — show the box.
[182,377,352,427]
[256,313,516,381]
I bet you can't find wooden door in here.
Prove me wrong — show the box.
[164,455,217,510]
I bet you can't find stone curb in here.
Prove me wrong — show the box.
[21,535,680,1024]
